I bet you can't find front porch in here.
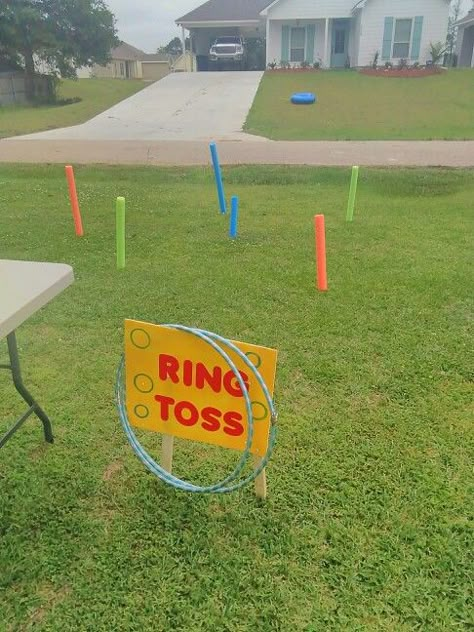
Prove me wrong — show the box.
[266,18,355,68]
[455,10,474,68]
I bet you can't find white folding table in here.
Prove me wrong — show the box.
[0,260,74,448]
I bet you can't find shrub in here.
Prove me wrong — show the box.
[384,61,393,69]
[397,58,408,69]
[279,60,290,69]
[267,60,277,70]
[313,60,321,69]
[300,60,310,69]
[372,51,379,69]
[430,41,447,65]
[55,96,82,107]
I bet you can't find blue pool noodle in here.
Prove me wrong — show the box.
[230,196,239,239]
[210,142,226,214]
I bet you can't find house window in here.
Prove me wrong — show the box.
[120,62,125,76]
[392,19,412,58]
[290,27,305,62]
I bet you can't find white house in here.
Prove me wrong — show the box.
[176,0,450,69]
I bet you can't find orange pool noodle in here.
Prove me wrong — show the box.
[65,165,83,237]
[314,214,328,291]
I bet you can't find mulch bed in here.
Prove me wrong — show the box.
[360,67,444,78]
[267,68,322,73]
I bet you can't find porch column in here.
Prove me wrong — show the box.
[181,25,187,72]
[189,33,194,71]
[266,19,270,68]
[324,18,330,68]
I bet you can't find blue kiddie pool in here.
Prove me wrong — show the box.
[291,92,316,105]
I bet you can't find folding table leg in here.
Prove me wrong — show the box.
[3,331,54,445]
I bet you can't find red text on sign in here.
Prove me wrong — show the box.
[158,354,249,397]
[154,394,244,436]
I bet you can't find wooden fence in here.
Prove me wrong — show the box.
[0,72,54,105]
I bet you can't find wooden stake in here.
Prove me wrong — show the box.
[253,455,267,500]
[161,435,174,472]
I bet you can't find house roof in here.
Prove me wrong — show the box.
[176,0,273,24]
[141,53,173,62]
[178,0,451,24]
[111,42,146,61]
[456,9,474,27]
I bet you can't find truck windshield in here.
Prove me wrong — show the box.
[215,37,240,44]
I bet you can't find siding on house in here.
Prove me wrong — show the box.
[266,0,355,20]
[92,59,142,79]
[351,10,362,65]
[357,0,449,66]
[267,19,327,64]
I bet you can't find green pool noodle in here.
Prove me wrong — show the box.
[346,166,359,222]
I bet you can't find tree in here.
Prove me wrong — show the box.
[0,0,118,101]
[157,36,190,56]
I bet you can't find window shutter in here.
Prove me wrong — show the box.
[306,24,316,62]
[411,16,424,60]
[281,25,290,62]
[382,17,394,59]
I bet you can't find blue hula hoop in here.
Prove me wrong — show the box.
[115,324,277,493]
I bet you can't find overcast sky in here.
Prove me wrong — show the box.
[106,0,473,53]
[107,0,201,52]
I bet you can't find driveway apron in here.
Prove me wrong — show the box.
[16,71,265,142]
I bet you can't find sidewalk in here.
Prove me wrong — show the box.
[1,139,474,167]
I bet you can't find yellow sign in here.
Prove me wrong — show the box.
[124,320,277,456]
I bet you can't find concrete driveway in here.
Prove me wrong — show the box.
[18,72,265,142]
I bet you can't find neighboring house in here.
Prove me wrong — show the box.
[456,9,474,67]
[90,42,173,81]
[91,42,144,78]
[176,0,450,69]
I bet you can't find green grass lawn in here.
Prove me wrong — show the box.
[0,165,473,631]
[245,69,474,140]
[0,79,146,139]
